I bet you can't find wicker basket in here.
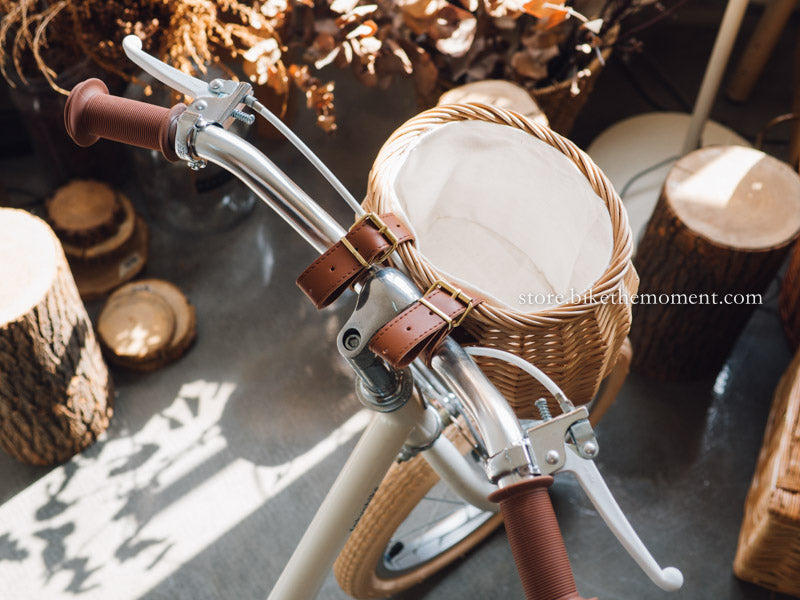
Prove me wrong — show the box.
[779,241,800,349]
[365,103,638,418]
[529,25,618,136]
[733,350,800,596]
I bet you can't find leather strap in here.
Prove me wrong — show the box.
[296,213,414,308]
[369,286,482,368]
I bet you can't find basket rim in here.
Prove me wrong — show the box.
[365,102,635,329]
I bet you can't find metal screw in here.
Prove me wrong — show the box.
[535,398,552,421]
[188,159,207,171]
[545,450,560,465]
[232,109,255,125]
[343,332,361,351]
[208,79,224,92]
[581,441,598,458]
[194,100,207,111]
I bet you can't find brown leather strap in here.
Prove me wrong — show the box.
[369,285,482,368]
[296,213,414,308]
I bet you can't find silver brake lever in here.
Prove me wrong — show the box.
[121,34,361,211]
[122,35,208,100]
[527,409,684,592]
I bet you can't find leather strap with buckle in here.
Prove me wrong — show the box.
[369,281,481,368]
[296,213,414,308]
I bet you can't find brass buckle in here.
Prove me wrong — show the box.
[422,280,475,329]
[341,213,400,267]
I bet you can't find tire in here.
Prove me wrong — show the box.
[333,424,502,599]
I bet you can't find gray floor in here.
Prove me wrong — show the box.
[1,3,799,600]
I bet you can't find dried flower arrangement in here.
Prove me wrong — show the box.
[0,0,648,132]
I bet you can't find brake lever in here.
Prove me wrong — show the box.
[122,35,254,127]
[526,408,684,592]
[122,35,208,99]
[121,34,256,165]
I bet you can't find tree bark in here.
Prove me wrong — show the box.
[630,147,800,380]
[0,209,113,465]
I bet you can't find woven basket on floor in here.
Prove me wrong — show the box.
[733,350,800,597]
[779,241,800,349]
[365,103,638,418]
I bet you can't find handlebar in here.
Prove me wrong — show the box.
[490,477,594,600]
[64,78,186,162]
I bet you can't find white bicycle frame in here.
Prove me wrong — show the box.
[268,367,497,599]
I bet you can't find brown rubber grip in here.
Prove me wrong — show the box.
[65,78,186,162]
[489,477,596,600]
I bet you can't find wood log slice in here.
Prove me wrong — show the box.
[67,216,148,301]
[0,208,113,465]
[98,287,175,364]
[98,279,197,371]
[60,192,136,260]
[630,146,800,379]
[46,180,125,247]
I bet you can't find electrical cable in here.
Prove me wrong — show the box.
[618,154,680,199]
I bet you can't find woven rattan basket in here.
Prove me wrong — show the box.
[365,104,638,418]
[733,350,800,596]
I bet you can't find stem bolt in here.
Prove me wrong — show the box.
[343,332,361,351]
[209,79,224,92]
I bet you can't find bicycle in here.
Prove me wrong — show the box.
[62,36,684,600]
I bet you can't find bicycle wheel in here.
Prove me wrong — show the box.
[333,424,502,599]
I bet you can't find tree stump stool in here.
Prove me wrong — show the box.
[780,242,800,349]
[46,180,148,300]
[0,208,113,465]
[630,146,800,379]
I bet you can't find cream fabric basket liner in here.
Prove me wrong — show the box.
[365,104,638,416]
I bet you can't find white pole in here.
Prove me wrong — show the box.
[681,0,750,154]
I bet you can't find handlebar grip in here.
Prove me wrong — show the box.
[490,476,596,600]
[64,78,186,162]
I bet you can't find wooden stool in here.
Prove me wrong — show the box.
[780,241,800,348]
[630,145,800,379]
[46,180,148,300]
[734,348,800,596]
[0,209,113,465]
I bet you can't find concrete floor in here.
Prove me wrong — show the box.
[1,3,799,600]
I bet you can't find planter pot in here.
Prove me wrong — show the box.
[6,60,128,189]
[530,25,619,136]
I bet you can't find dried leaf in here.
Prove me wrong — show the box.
[522,0,568,29]
[346,20,379,39]
[384,38,413,74]
[397,0,447,21]
[432,6,477,58]
[330,0,360,14]
[314,46,340,69]
[510,45,558,81]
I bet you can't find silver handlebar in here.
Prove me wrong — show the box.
[192,125,345,253]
